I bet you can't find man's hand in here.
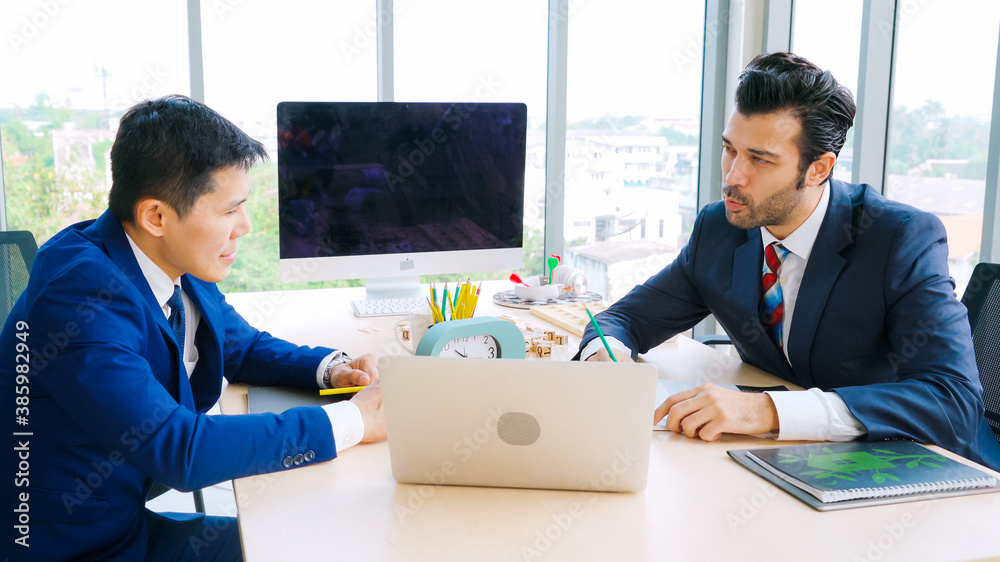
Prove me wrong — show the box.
[349,383,386,443]
[584,348,633,362]
[653,383,779,440]
[331,353,380,387]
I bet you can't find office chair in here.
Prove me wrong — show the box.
[961,262,1000,445]
[148,481,206,514]
[1,230,38,326]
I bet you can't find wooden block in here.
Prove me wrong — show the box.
[543,330,555,341]
[534,345,552,358]
[401,329,411,341]
[553,334,567,345]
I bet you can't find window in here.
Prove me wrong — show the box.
[201,1,376,292]
[0,1,189,243]
[792,0,864,184]
[884,0,1000,295]
[395,0,548,281]
[564,1,703,302]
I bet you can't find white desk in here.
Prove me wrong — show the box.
[222,284,1000,562]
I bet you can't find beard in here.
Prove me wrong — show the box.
[723,169,808,230]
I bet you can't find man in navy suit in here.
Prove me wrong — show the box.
[1,96,386,560]
[580,52,1000,471]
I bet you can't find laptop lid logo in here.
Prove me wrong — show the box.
[497,412,541,446]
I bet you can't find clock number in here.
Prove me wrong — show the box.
[483,336,489,344]
[488,346,495,359]
[443,342,450,351]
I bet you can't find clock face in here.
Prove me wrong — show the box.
[439,334,500,359]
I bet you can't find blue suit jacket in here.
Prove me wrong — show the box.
[581,180,1000,470]
[1,211,339,560]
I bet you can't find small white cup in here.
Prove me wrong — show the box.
[395,307,435,353]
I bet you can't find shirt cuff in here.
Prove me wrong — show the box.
[766,388,868,441]
[321,400,365,453]
[315,350,350,388]
[580,336,631,361]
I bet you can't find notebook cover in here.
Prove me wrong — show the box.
[728,443,1000,511]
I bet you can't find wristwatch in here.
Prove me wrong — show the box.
[321,352,353,389]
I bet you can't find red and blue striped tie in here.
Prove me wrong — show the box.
[761,242,789,349]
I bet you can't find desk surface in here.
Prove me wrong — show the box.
[222,284,1000,562]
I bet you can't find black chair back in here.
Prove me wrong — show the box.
[962,262,1000,443]
[1,230,38,325]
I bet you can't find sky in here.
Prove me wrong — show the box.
[1,0,998,126]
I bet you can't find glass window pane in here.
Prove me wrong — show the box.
[201,1,376,292]
[792,0,864,183]
[565,2,704,302]
[0,1,188,243]
[886,1,1000,294]
[395,0,548,282]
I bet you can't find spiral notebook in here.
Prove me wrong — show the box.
[729,440,999,511]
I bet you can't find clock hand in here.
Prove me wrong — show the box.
[455,348,468,358]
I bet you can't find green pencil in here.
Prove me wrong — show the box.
[585,307,617,362]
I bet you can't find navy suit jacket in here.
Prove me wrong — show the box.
[581,180,1000,470]
[1,211,339,560]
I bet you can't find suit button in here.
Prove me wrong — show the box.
[282,456,293,468]
[293,454,304,466]
[304,450,315,462]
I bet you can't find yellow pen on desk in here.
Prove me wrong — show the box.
[319,386,366,396]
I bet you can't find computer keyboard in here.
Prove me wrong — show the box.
[351,297,429,317]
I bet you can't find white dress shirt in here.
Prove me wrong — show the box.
[582,183,867,441]
[125,233,364,452]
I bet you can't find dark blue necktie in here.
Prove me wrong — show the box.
[167,285,185,358]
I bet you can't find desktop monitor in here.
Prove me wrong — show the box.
[276,101,527,299]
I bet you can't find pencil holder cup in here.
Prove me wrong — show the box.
[513,276,559,301]
[394,307,435,353]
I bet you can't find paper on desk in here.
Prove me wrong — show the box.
[653,380,737,431]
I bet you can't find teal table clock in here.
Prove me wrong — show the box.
[414,317,526,359]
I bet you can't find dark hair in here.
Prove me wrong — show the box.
[734,52,856,183]
[108,95,268,223]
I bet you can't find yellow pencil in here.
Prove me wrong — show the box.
[319,386,366,396]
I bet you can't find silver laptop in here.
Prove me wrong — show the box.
[381,356,658,493]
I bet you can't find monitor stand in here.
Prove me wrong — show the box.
[363,275,424,301]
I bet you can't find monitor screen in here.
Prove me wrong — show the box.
[276,101,527,297]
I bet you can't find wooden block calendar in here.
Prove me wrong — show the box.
[529,303,609,337]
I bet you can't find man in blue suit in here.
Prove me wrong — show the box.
[1,96,386,560]
[580,52,1000,471]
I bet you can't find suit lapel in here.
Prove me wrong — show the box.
[90,211,195,409]
[786,181,852,381]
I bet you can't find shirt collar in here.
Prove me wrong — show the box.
[124,232,180,315]
[760,180,831,262]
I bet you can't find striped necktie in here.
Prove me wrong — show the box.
[761,242,790,349]
[167,285,185,358]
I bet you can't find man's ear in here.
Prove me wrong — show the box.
[806,152,837,187]
[134,198,170,238]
